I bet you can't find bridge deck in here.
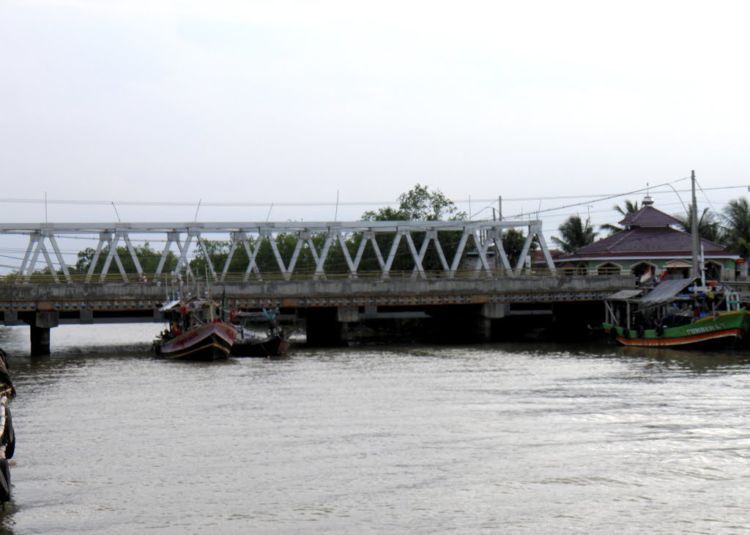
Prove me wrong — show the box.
[0,274,635,324]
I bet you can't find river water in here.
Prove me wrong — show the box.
[0,324,748,534]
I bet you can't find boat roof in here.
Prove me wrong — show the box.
[159,298,216,312]
[607,278,699,305]
[607,289,643,301]
[638,278,696,306]
[159,299,182,311]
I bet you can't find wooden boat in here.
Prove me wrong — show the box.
[154,299,237,361]
[231,328,290,358]
[603,278,750,349]
[230,309,290,358]
[154,321,237,360]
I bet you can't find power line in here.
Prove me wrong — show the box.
[506,177,693,219]
[0,183,746,209]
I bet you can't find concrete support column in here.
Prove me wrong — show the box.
[336,306,359,322]
[305,308,345,347]
[472,316,493,342]
[470,302,510,343]
[30,326,51,356]
[481,303,509,319]
[30,310,59,356]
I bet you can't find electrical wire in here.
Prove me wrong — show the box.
[0,182,746,209]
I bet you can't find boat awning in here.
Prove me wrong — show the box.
[159,299,181,311]
[606,289,643,301]
[638,278,696,306]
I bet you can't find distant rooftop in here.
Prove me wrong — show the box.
[619,205,683,229]
[559,195,735,261]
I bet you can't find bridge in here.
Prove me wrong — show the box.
[0,219,635,354]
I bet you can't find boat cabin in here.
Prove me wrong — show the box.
[604,278,741,336]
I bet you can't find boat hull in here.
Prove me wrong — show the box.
[155,322,237,361]
[231,335,289,358]
[603,310,750,349]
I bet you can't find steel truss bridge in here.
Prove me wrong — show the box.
[2,219,557,282]
[0,219,637,354]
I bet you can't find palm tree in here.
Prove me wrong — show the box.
[674,204,721,243]
[722,197,750,258]
[552,215,597,253]
[600,200,640,235]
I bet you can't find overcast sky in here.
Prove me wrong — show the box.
[2,0,750,231]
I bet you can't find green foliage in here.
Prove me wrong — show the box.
[601,199,640,235]
[674,204,721,243]
[362,183,466,222]
[357,184,468,271]
[614,199,641,217]
[502,228,536,266]
[75,242,176,274]
[191,234,354,277]
[552,215,597,254]
[722,197,750,258]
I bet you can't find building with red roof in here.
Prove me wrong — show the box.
[555,196,739,281]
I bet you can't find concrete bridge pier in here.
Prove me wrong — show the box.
[30,326,51,356]
[305,308,347,347]
[29,311,59,356]
[474,303,510,342]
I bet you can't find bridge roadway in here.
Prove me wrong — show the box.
[0,274,635,354]
[0,274,634,317]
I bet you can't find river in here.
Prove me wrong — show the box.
[0,324,748,534]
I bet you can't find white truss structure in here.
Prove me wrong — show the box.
[0,220,555,283]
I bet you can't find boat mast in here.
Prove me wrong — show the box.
[691,169,701,280]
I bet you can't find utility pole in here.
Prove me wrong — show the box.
[498,196,503,221]
[691,170,701,279]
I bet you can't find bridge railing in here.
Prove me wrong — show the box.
[0,267,565,285]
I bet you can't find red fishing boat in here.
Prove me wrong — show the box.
[154,299,237,361]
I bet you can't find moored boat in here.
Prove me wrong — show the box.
[231,330,290,358]
[229,309,290,358]
[154,321,237,360]
[153,299,237,361]
[603,278,750,349]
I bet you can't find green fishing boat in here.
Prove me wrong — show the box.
[603,278,750,348]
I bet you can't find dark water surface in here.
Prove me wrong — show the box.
[0,325,749,534]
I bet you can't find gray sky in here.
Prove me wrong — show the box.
[2,0,749,233]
